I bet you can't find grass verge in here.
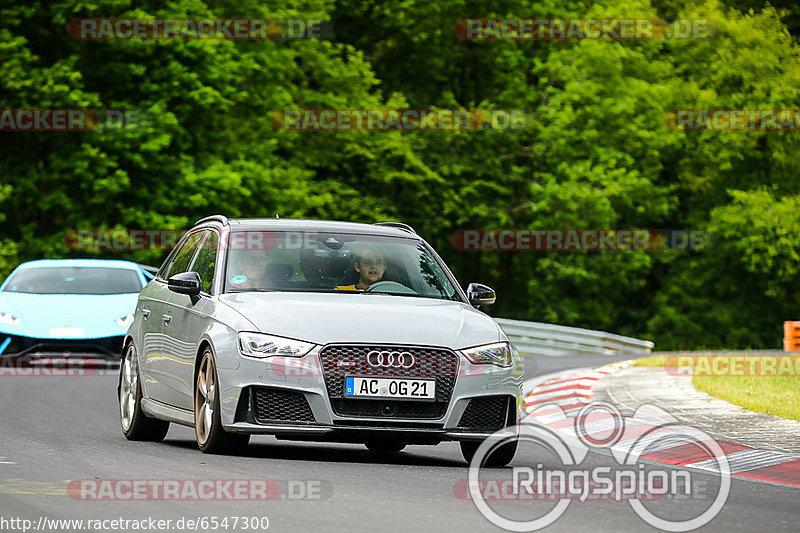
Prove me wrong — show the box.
[692,375,800,422]
[634,354,800,421]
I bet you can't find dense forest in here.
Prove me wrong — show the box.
[1,0,799,350]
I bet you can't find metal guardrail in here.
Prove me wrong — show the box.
[495,318,654,357]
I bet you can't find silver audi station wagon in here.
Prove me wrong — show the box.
[118,216,523,465]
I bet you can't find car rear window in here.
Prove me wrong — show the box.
[3,267,143,295]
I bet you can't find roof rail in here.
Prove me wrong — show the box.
[194,215,228,226]
[374,221,416,234]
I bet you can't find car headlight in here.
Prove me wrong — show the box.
[0,312,20,326]
[116,314,134,327]
[238,332,315,358]
[460,342,514,367]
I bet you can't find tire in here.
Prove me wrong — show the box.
[364,440,407,454]
[460,439,517,468]
[119,343,170,442]
[194,349,250,454]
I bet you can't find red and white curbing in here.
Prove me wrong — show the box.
[522,362,800,487]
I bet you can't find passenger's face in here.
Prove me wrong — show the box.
[239,253,266,280]
[355,251,386,286]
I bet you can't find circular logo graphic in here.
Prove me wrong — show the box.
[366,350,415,369]
[467,402,731,532]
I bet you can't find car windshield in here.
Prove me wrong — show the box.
[3,267,143,295]
[224,231,460,301]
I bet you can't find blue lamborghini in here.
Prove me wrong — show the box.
[0,259,154,359]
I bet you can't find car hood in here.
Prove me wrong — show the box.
[218,292,504,349]
[0,292,139,339]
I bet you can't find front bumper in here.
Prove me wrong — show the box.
[217,344,524,443]
[0,333,124,359]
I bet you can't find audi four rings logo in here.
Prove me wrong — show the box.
[366,350,415,368]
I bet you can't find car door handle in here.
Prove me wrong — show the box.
[142,309,151,320]
[162,314,172,325]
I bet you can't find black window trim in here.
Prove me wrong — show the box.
[188,228,221,297]
[157,228,207,282]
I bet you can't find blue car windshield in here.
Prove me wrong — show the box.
[3,267,142,295]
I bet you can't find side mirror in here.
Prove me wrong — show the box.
[467,283,496,307]
[168,272,201,296]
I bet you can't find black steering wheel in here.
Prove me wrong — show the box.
[363,281,417,295]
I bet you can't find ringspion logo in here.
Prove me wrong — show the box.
[465,402,730,531]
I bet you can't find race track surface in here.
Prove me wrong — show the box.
[0,355,796,532]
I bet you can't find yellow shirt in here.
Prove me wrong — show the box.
[334,284,362,291]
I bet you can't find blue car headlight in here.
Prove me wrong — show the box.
[460,342,515,367]
[238,332,315,358]
[0,312,20,326]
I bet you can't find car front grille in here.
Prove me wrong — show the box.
[251,387,316,424]
[0,334,124,357]
[457,395,511,431]
[319,344,459,419]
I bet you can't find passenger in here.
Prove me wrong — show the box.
[229,250,270,289]
[335,248,387,291]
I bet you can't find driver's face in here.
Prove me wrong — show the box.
[355,251,386,287]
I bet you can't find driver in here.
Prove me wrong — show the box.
[335,248,386,291]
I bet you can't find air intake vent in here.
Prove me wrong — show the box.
[251,387,316,423]
[457,396,511,431]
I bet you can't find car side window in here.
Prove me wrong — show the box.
[164,231,206,279]
[191,232,219,294]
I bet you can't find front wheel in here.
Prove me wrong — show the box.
[460,439,517,468]
[194,349,250,454]
[119,343,170,441]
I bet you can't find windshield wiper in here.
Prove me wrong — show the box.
[227,288,275,293]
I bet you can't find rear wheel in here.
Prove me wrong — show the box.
[364,440,407,454]
[194,349,250,454]
[119,343,170,441]
[460,439,517,467]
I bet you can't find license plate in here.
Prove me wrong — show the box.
[345,377,436,400]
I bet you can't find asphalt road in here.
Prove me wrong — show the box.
[0,355,797,533]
